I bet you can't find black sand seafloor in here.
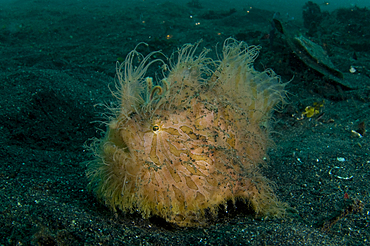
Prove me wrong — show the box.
[1,0,370,245]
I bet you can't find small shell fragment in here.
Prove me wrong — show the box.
[337,157,345,162]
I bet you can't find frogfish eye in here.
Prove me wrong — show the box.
[152,125,160,131]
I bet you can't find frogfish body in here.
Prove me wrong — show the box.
[86,38,287,227]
